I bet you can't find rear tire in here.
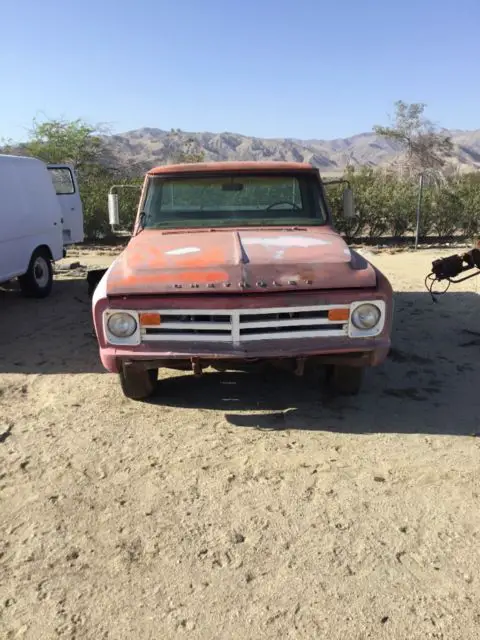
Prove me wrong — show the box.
[119,365,158,400]
[18,248,53,298]
[327,365,364,396]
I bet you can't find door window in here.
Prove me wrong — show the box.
[48,167,75,195]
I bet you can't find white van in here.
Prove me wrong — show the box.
[0,154,84,298]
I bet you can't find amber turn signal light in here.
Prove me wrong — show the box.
[139,312,161,326]
[328,308,350,322]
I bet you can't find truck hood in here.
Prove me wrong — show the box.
[105,228,377,296]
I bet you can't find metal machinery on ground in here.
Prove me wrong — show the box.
[426,244,480,300]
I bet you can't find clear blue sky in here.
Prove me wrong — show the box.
[1,0,479,142]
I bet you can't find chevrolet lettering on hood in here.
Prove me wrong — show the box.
[91,161,393,400]
[105,228,377,294]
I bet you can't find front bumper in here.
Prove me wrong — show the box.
[97,334,390,373]
[100,339,390,373]
[93,272,394,374]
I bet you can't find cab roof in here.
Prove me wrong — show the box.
[147,161,317,176]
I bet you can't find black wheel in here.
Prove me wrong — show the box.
[327,365,364,396]
[18,248,53,298]
[119,365,158,400]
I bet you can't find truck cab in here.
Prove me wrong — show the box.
[92,161,393,399]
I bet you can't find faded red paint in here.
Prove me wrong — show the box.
[147,161,316,176]
[105,228,376,296]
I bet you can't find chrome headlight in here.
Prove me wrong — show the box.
[351,303,381,330]
[107,312,137,338]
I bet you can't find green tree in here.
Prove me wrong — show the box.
[175,148,206,163]
[23,117,112,170]
[80,169,142,239]
[457,173,480,240]
[11,116,141,239]
[374,101,453,175]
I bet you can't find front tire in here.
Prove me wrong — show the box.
[119,365,158,400]
[18,248,53,298]
[327,365,364,396]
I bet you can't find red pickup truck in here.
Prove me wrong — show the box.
[92,161,393,400]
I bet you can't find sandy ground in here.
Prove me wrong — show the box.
[1,245,480,640]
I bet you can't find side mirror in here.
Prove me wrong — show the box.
[108,193,120,227]
[342,188,355,218]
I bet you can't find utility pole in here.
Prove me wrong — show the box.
[414,172,425,250]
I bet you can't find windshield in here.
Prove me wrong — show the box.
[142,172,328,229]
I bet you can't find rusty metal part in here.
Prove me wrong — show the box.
[192,359,203,376]
[294,358,306,377]
[118,352,376,375]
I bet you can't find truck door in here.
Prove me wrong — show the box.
[47,164,84,245]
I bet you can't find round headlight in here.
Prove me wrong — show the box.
[351,303,381,330]
[107,312,137,338]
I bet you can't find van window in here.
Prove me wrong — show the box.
[48,167,75,195]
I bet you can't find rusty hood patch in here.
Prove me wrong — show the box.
[105,228,377,296]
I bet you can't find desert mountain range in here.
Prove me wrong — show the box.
[106,127,480,175]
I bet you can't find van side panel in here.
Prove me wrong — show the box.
[0,156,63,283]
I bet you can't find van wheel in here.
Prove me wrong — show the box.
[119,365,158,400]
[19,248,53,298]
[326,365,364,396]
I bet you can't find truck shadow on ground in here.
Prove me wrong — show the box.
[149,289,480,436]
[1,277,480,435]
[152,358,480,436]
[0,277,103,375]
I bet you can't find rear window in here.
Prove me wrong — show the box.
[143,173,327,228]
[48,167,75,195]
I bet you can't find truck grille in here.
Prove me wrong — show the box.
[141,305,349,343]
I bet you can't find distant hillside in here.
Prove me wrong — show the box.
[4,126,480,175]
[105,127,480,175]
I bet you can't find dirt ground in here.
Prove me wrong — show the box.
[1,245,480,640]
